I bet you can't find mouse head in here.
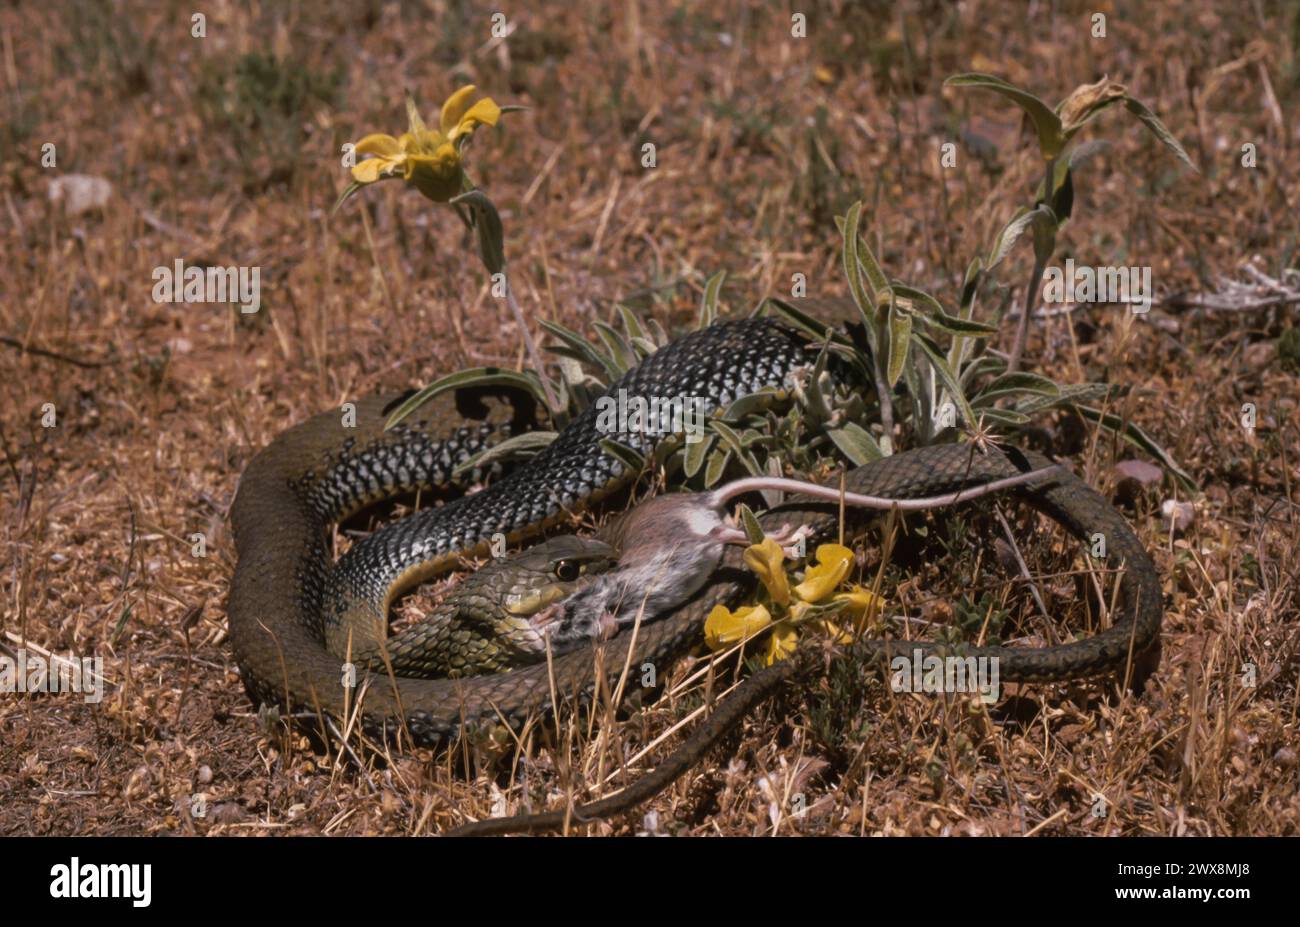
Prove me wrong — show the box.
[482,535,617,656]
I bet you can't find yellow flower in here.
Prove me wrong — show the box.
[761,622,799,665]
[711,538,875,662]
[743,538,789,607]
[833,585,886,633]
[350,85,502,203]
[792,544,854,603]
[810,586,887,644]
[704,604,773,650]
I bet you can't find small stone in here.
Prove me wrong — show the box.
[1273,747,1297,768]
[196,765,213,784]
[1242,340,1276,371]
[1161,499,1195,533]
[48,174,113,215]
[1113,459,1163,504]
[124,764,153,799]
[992,537,1020,574]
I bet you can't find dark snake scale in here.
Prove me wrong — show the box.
[228,300,1163,827]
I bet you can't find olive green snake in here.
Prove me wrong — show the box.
[227,299,1163,831]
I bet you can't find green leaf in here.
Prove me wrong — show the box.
[856,235,890,299]
[970,407,1029,426]
[950,258,986,373]
[452,430,557,477]
[628,335,659,357]
[1048,165,1073,222]
[987,207,1033,269]
[983,371,1061,395]
[540,319,620,382]
[1072,405,1197,490]
[1123,96,1198,172]
[973,371,1060,404]
[945,72,1065,160]
[768,297,853,346]
[598,438,646,476]
[719,387,784,422]
[644,316,670,348]
[704,448,731,488]
[959,258,983,315]
[1033,140,1110,214]
[885,300,912,387]
[683,430,715,479]
[911,332,976,428]
[592,321,637,375]
[971,371,1061,407]
[958,354,1005,390]
[840,201,876,325]
[331,180,366,215]
[1030,203,1058,264]
[385,367,548,429]
[1013,381,1116,414]
[827,422,884,465]
[916,309,999,336]
[617,304,651,344]
[888,283,944,315]
[699,270,726,328]
[449,190,506,275]
[708,420,764,475]
[737,503,765,545]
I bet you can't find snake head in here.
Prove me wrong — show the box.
[489,536,616,654]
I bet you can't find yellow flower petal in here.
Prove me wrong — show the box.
[449,97,502,141]
[834,585,885,632]
[814,619,854,645]
[743,538,789,607]
[350,158,399,184]
[440,84,479,136]
[402,142,464,201]
[793,543,854,603]
[704,603,773,650]
[762,622,799,665]
[432,141,460,171]
[355,133,403,157]
[405,93,428,136]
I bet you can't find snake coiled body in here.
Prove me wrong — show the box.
[228,308,1162,756]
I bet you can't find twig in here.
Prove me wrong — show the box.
[504,276,561,413]
[993,504,1055,640]
[0,335,117,369]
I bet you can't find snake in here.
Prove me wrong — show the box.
[347,535,616,678]
[227,300,1163,828]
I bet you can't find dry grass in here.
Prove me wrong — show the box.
[1,0,1297,836]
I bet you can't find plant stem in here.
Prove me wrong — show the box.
[872,318,895,455]
[503,271,561,414]
[1007,157,1056,373]
[1007,252,1048,374]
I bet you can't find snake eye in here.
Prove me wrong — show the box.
[554,559,581,582]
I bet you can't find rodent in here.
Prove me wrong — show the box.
[538,460,1060,649]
